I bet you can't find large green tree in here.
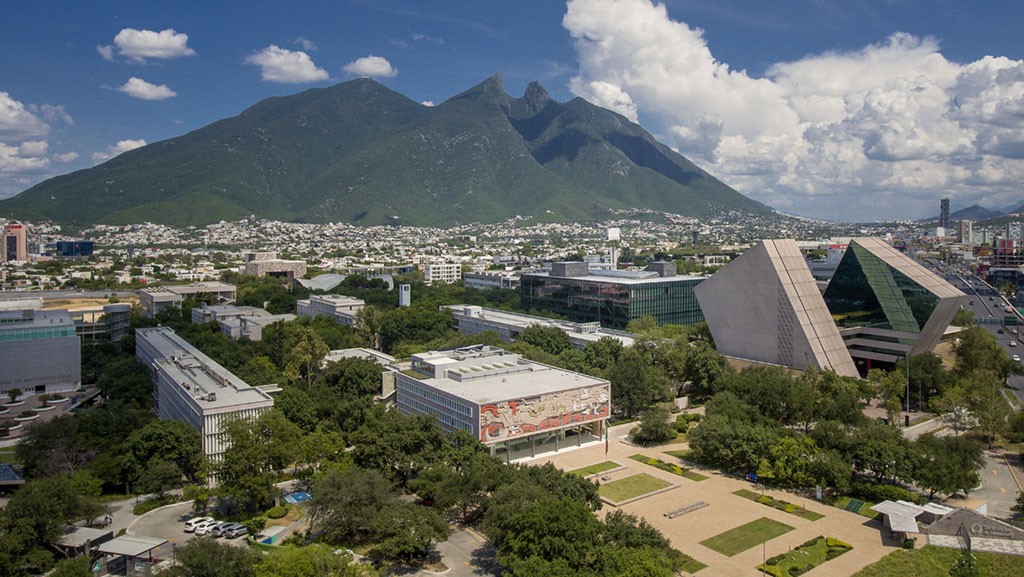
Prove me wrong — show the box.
[125,418,205,484]
[162,536,260,577]
[310,467,396,545]
[216,409,301,512]
[912,433,985,499]
[608,347,670,417]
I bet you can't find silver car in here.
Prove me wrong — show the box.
[223,525,249,539]
[210,522,239,538]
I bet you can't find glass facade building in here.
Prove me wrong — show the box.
[520,267,704,329]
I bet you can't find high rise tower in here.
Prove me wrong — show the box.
[940,198,950,230]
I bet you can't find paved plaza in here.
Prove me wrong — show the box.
[531,427,898,577]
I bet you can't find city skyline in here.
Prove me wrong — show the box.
[2,1,1024,222]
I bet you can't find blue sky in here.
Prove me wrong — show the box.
[3,1,1024,222]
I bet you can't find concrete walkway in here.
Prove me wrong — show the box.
[929,534,1024,556]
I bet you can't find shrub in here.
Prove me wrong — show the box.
[37,394,51,403]
[850,480,924,505]
[826,537,851,548]
[902,537,916,550]
[18,411,35,417]
[267,505,287,519]
[133,495,181,515]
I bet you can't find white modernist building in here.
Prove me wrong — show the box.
[388,345,610,462]
[136,327,275,461]
[191,303,295,341]
[424,263,461,286]
[462,271,521,291]
[0,308,81,397]
[137,282,237,318]
[296,294,365,326]
[442,304,634,349]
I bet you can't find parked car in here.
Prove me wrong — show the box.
[211,522,239,538]
[223,525,249,539]
[194,520,221,535]
[184,517,214,533]
[1013,354,1021,362]
[1010,340,1017,347]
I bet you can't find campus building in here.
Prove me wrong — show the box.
[442,304,635,349]
[0,308,81,396]
[424,263,461,286]
[696,238,964,376]
[295,294,364,326]
[520,261,704,329]
[388,345,610,462]
[136,327,275,461]
[54,241,94,259]
[137,282,237,318]
[191,303,294,341]
[462,271,520,291]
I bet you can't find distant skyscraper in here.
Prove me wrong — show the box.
[959,220,973,246]
[2,224,28,262]
[691,230,699,245]
[940,198,950,230]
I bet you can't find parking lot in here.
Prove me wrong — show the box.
[128,502,250,563]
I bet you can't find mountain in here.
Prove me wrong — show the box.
[1001,201,1024,215]
[0,74,770,227]
[949,204,1003,221]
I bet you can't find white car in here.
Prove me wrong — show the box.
[183,516,213,533]
[1014,354,1021,362]
[1010,340,1017,347]
[194,520,221,535]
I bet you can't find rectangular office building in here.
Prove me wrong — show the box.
[520,261,705,329]
[390,345,610,462]
[0,308,81,396]
[136,327,274,461]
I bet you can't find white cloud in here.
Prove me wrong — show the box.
[111,28,196,62]
[0,142,49,174]
[343,55,397,79]
[97,44,114,61]
[54,151,79,162]
[117,77,177,100]
[92,139,146,163]
[421,100,435,107]
[245,45,328,83]
[563,0,1024,220]
[294,37,318,51]
[0,92,50,139]
[0,94,75,197]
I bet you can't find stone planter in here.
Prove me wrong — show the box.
[46,397,69,406]
[33,405,56,413]
[14,413,38,422]
[3,401,25,408]
[0,407,9,415]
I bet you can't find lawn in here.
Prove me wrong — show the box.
[679,556,708,575]
[852,545,1024,577]
[0,451,19,464]
[630,454,708,481]
[734,489,824,521]
[569,461,620,476]
[829,496,881,519]
[598,473,673,503]
[757,536,851,576]
[700,517,795,557]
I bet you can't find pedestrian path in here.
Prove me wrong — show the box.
[929,534,1024,556]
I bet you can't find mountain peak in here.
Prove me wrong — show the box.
[523,80,551,113]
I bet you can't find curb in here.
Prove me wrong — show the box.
[126,500,192,536]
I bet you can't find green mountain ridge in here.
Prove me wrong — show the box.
[0,73,771,227]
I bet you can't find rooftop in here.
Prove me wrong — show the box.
[524,269,704,285]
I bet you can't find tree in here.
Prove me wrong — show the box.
[315,357,385,400]
[253,544,373,577]
[953,326,1016,381]
[310,467,396,545]
[370,503,449,562]
[951,307,974,327]
[681,341,732,398]
[274,387,318,433]
[285,326,328,386]
[125,419,205,484]
[517,324,573,356]
[850,421,915,484]
[216,410,301,512]
[48,556,92,577]
[868,368,906,425]
[499,497,601,568]
[631,406,676,445]
[354,305,384,350]
[912,433,985,499]
[1013,491,1024,516]
[608,347,670,417]
[949,550,980,577]
[136,460,182,498]
[163,537,259,577]
[350,409,446,486]
[7,388,21,403]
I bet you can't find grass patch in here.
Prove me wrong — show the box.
[852,545,1024,577]
[132,494,183,515]
[265,505,305,527]
[0,451,20,464]
[598,473,672,503]
[679,556,708,575]
[570,461,620,476]
[700,517,794,557]
[734,489,824,521]
[631,454,708,481]
[828,496,881,519]
[758,536,851,577]
[664,449,692,460]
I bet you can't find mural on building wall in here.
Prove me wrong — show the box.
[479,385,610,442]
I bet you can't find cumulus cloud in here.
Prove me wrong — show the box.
[245,45,329,83]
[421,101,435,107]
[117,77,178,100]
[0,94,77,197]
[343,55,397,79]
[54,152,79,162]
[92,139,146,163]
[563,0,1024,220]
[104,28,197,63]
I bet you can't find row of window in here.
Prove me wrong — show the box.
[400,397,473,432]
[400,381,472,416]
[0,327,76,342]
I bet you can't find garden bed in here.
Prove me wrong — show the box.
[33,405,56,413]
[630,454,708,481]
[827,496,882,520]
[757,536,852,577]
[734,489,824,521]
